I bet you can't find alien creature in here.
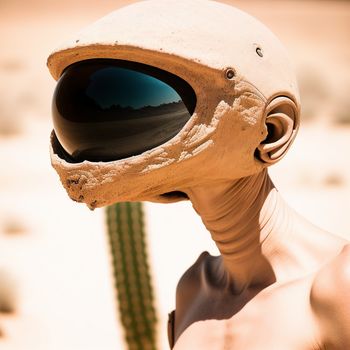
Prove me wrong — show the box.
[47,1,350,349]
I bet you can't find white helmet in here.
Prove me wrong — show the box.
[47,0,300,209]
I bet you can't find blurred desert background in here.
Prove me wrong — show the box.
[0,0,349,349]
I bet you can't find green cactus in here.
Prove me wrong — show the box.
[106,202,158,350]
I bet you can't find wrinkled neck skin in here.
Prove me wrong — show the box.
[182,169,344,295]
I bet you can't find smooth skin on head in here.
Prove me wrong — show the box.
[47,1,350,349]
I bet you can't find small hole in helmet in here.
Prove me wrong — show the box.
[225,68,235,80]
[256,47,264,57]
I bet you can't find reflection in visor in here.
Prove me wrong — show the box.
[52,59,197,162]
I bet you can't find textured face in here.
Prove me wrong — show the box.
[47,0,300,209]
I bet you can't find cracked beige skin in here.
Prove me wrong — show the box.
[47,1,350,349]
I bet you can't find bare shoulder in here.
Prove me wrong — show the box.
[173,319,228,350]
[311,244,350,301]
[310,244,350,348]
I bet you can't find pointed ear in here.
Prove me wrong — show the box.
[256,96,300,165]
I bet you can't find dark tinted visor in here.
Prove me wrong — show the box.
[52,59,197,162]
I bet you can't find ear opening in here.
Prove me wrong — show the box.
[256,96,300,165]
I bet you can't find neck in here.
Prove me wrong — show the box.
[183,170,316,294]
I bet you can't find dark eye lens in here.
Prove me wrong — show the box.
[52,59,197,162]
